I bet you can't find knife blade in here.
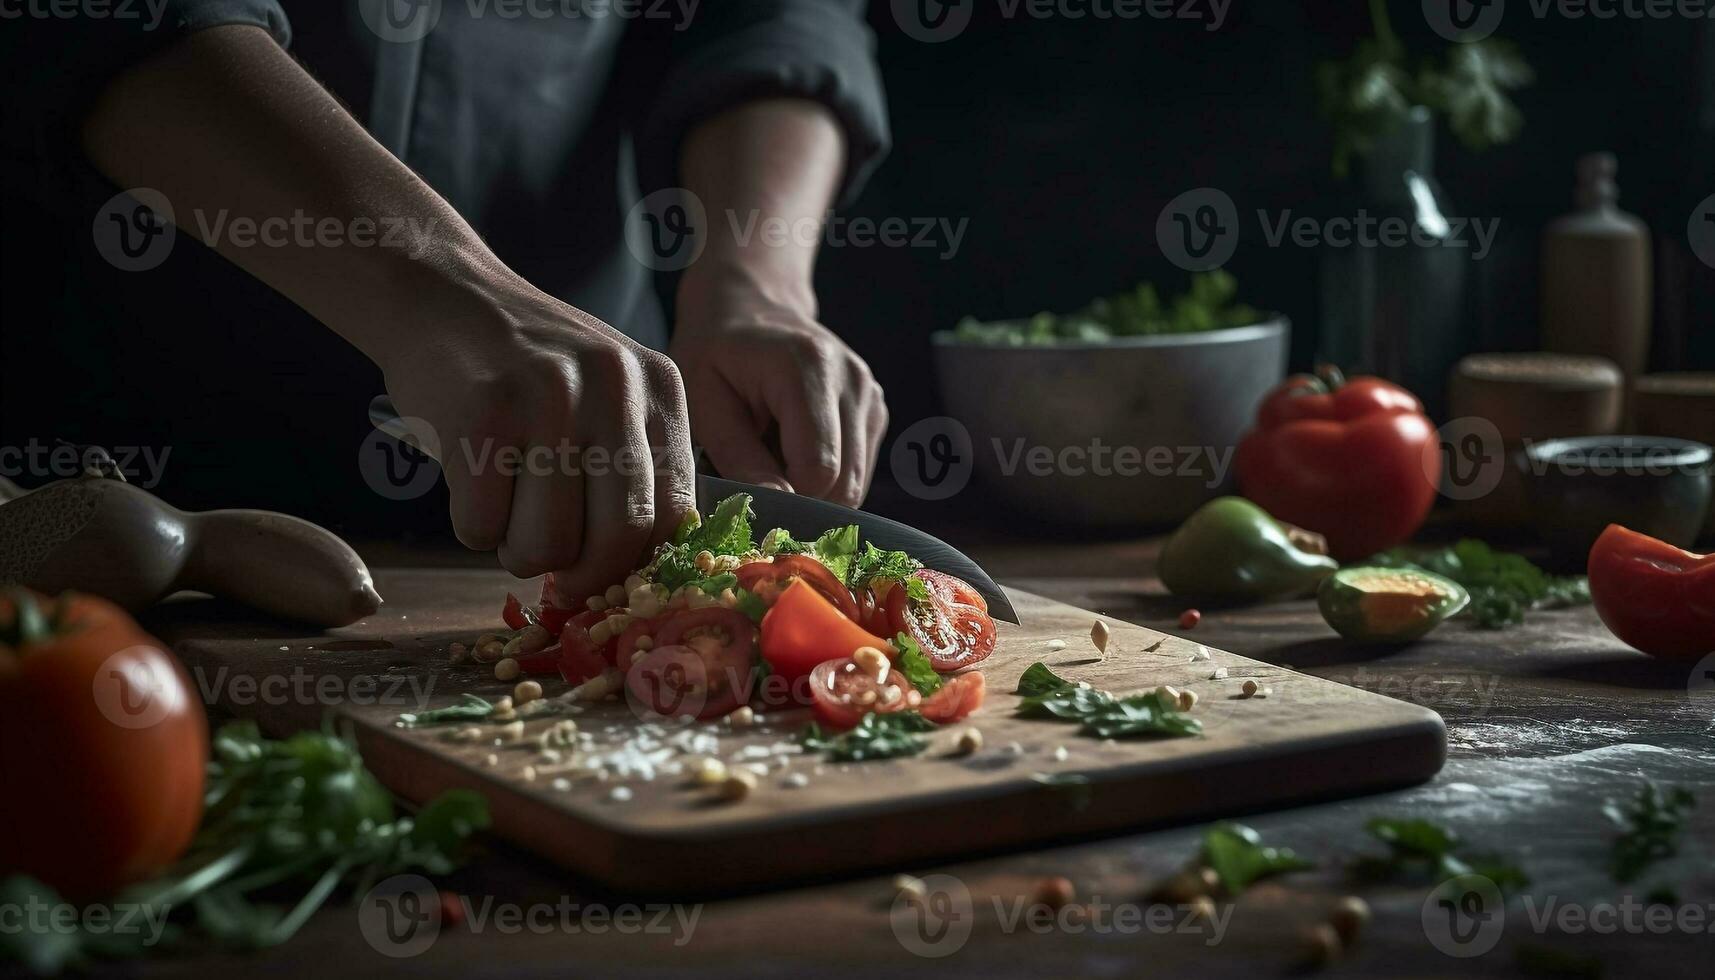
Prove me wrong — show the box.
[367,395,1018,622]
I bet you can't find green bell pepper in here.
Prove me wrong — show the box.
[1159,496,1339,600]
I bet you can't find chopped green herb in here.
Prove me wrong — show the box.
[1363,539,1589,629]
[395,693,493,728]
[1013,662,1201,739]
[892,633,943,696]
[1605,782,1696,884]
[1201,823,1314,894]
[801,711,935,762]
[762,524,861,583]
[951,270,1261,344]
[1353,816,1528,892]
[848,542,923,591]
[730,587,769,624]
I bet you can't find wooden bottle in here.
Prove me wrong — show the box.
[1540,153,1653,382]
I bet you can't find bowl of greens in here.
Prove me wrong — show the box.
[931,271,1287,527]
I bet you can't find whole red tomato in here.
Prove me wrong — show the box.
[1587,525,1715,661]
[0,590,208,898]
[1235,366,1439,561]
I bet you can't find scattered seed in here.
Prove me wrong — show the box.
[953,728,984,756]
[1051,745,1070,762]
[1329,896,1371,946]
[551,777,572,792]
[1090,620,1110,654]
[586,594,609,612]
[604,584,628,607]
[447,642,470,665]
[609,786,633,803]
[894,874,926,904]
[483,753,499,767]
[513,679,543,704]
[1299,923,1343,969]
[1186,895,1217,923]
[851,645,889,678]
[494,658,521,682]
[1178,689,1199,711]
[1241,679,1259,699]
[1045,639,1067,652]
[1179,609,1202,630]
[1209,666,1229,680]
[783,772,810,789]
[718,771,756,802]
[1034,875,1076,910]
[691,757,729,787]
[725,705,756,729]
[521,765,538,782]
[1155,685,1180,703]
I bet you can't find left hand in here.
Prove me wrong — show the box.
[669,274,887,507]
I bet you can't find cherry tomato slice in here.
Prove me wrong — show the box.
[625,633,750,721]
[561,609,621,665]
[651,608,758,705]
[885,572,997,672]
[854,586,896,638]
[614,616,661,672]
[807,657,921,730]
[556,632,608,686]
[919,672,986,724]
[501,593,535,631]
[737,556,861,622]
[918,569,988,613]
[759,580,892,682]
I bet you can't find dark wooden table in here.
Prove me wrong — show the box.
[102,529,1715,979]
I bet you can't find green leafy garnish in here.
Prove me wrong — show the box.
[652,494,759,590]
[763,524,861,583]
[1353,816,1528,892]
[1201,823,1314,893]
[1013,662,1201,740]
[1317,0,1532,177]
[952,270,1260,345]
[892,633,943,696]
[396,692,493,728]
[848,542,923,591]
[801,711,936,762]
[1363,539,1589,629]
[0,723,489,971]
[1606,782,1696,884]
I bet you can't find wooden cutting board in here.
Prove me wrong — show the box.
[151,569,1445,893]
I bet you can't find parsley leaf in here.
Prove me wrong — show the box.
[1606,782,1696,884]
[800,711,935,762]
[1363,539,1589,629]
[848,542,922,590]
[1013,662,1202,739]
[396,693,494,728]
[1201,823,1314,893]
[1353,816,1529,893]
[684,494,754,556]
[892,633,943,696]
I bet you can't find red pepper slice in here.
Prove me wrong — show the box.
[1587,525,1715,661]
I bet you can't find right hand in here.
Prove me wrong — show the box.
[379,275,696,599]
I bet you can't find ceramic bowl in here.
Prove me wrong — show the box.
[931,317,1288,528]
[1518,436,1712,568]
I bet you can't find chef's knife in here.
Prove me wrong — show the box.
[367,395,1018,622]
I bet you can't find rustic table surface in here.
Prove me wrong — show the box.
[81,521,1715,980]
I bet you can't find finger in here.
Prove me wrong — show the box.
[644,355,697,548]
[836,383,888,507]
[497,435,585,580]
[771,354,842,499]
[443,425,515,552]
[692,372,794,492]
[561,357,657,599]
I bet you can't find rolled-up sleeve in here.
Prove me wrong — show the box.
[0,1,290,198]
[634,0,890,206]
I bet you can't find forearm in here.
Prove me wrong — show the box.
[80,25,513,368]
[676,98,846,316]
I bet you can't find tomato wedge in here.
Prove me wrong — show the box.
[807,656,921,729]
[625,644,743,720]
[919,673,986,724]
[556,631,608,686]
[760,580,892,681]
[737,556,861,622]
[885,571,997,672]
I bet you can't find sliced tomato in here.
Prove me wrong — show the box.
[919,672,986,724]
[918,569,988,613]
[760,580,892,682]
[853,585,896,638]
[885,572,997,672]
[807,656,921,729]
[560,609,622,665]
[513,649,561,675]
[737,556,861,622]
[501,593,535,631]
[556,631,609,686]
[625,617,752,721]
[537,602,576,637]
[652,608,757,704]
[614,616,661,672]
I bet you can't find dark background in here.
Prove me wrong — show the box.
[3,1,1712,544]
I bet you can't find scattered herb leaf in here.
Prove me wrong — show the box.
[801,711,935,762]
[395,693,493,728]
[892,633,943,696]
[1605,782,1696,884]
[1353,816,1528,893]
[1201,823,1314,894]
[1013,662,1201,739]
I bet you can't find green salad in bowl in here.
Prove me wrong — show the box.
[949,270,1263,346]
